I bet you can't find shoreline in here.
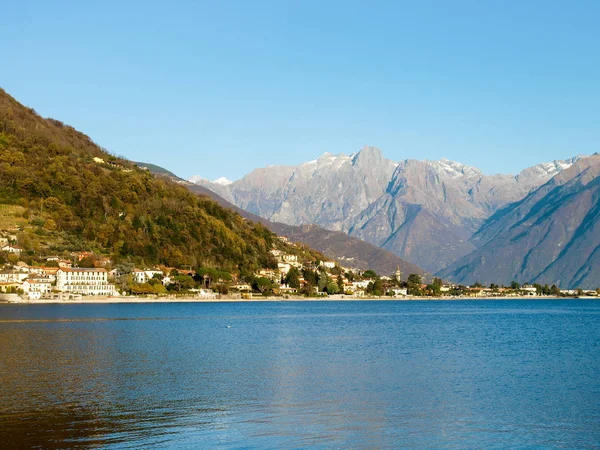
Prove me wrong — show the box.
[2,295,597,305]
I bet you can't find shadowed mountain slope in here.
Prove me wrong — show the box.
[439,155,600,289]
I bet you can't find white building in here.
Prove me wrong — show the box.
[279,285,298,294]
[232,283,252,291]
[22,279,52,297]
[521,285,538,296]
[278,262,291,276]
[131,269,148,284]
[352,280,371,290]
[1,245,23,254]
[283,254,298,263]
[56,268,117,296]
[145,269,164,280]
[319,261,336,269]
[389,288,408,296]
[0,271,29,283]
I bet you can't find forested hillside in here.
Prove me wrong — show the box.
[0,88,314,275]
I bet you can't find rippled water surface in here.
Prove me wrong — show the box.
[1,300,599,448]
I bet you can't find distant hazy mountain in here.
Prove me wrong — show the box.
[439,154,600,289]
[191,146,582,272]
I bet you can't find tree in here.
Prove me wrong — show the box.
[407,274,422,285]
[407,274,422,296]
[78,256,95,268]
[168,275,194,291]
[510,281,521,290]
[253,277,273,295]
[300,281,314,297]
[363,269,378,279]
[337,275,344,293]
[317,273,329,292]
[366,278,383,296]
[330,265,342,276]
[284,267,300,289]
[427,283,441,296]
[302,268,318,285]
[551,285,561,296]
[326,282,340,295]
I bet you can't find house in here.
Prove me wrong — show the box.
[319,261,336,269]
[0,237,8,247]
[77,251,94,261]
[278,262,291,276]
[352,280,371,290]
[22,279,52,296]
[521,285,537,296]
[279,285,298,294]
[232,283,252,291]
[389,288,408,296]
[283,254,298,263]
[95,256,112,267]
[145,269,164,280]
[108,268,123,279]
[256,269,280,282]
[0,271,29,283]
[40,267,59,281]
[56,268,118,296]
[131,269,148,284]
[1,245,23,255]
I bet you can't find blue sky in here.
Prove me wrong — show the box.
[2,0,599,181]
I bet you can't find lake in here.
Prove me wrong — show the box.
[1,300,599,448]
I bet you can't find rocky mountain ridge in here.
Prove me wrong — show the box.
[192,146,583,272]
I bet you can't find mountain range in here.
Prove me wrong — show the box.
[192,147,589,282]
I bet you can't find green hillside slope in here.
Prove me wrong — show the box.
[0,88,318,275]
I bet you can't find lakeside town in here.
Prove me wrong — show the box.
[1,230,597,303]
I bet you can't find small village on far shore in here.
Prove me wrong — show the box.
[1,231,598,304]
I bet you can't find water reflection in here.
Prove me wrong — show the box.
[0,301,599,448]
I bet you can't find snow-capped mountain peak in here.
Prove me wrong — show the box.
[428,158,482,179]
[516,155,585,181]
[188,175,233,186]
[214,177,233,186]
